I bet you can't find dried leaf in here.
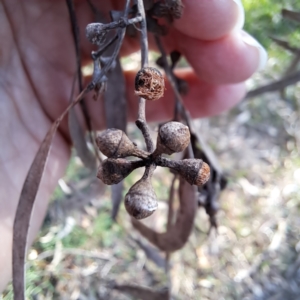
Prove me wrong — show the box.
[111,283,169,300]
[146,16,168,35]
[13,89,88,300]
[166,175,177,230]
[170,50,181,69]
[104,59,127,130]
[132,238,166,269]
[66,0,93,133]
[132,176,197,252]
[104,58,127,219]
[68,108,96,170]
[111,182,124,220]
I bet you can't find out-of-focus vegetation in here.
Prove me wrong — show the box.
[244,0,300,48]
[244,0,300,73]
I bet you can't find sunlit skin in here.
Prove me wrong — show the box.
[0,0,265,291]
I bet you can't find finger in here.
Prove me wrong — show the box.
[85,68,246,129]
[174,0,245,40]
[160,29,268,85]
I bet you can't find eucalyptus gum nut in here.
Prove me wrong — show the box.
[85,23,107,45]
[124,166,158,219]
[154,121,190,156]
[96,129,149,159]
[179,159,210,186]
[156,157,211,186]
[97,158,144,185]
[96,129,122,157]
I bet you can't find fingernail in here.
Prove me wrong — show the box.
[232,0,245,30]
[241,31,268,71]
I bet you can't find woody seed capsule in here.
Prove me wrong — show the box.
[156,157,210,186]
[97,158,145,185]
[96,129,149,159]
[125,166,158,219]
[153,121,190,156]
[86,23,107,45]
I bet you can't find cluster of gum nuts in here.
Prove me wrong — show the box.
[96,122,211,220]
[96,68,210,220]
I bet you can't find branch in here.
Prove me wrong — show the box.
[270,36,300,54]
[282,9,300,23]
[245,70,300,99]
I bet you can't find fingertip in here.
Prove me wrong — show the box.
[178,70,246,117]
[174,0,244,40]
[179,30,267,84]
[240,31,268,71]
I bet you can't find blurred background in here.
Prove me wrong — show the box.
[3,0,300,299]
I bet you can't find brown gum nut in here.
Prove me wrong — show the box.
[134,67,165,101]
[124,167,158,219]
[179,159,210,186]
[97,158,136,185]
[195,161,210,186]
[156,121,190,155]
[96,129,123,157]
[155,157,210,186]
[96,129,148,158]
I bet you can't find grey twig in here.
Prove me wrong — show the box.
[90,16,143,31]
[136,0,155,153]
[88,0,131,89]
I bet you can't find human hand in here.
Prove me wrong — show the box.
[0,0,267,292]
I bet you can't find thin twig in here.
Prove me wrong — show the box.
[270,36,300,54]
[155,35,195,161]
[154,35,190,125]
[35,248,110,262]
[282,9,300,23]
[66,0,92,133]
[154,36,227,179]
[136,0,155,153]
[89,0,131,89]
[245,70,300,99]
[89,15,143,31]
